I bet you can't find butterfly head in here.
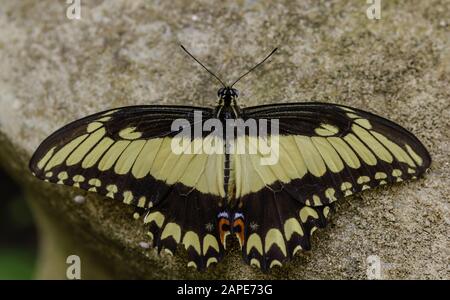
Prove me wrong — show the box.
[218,87,239,105]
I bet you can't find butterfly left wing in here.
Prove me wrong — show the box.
[231,102,431,270]
[29,105,226,269]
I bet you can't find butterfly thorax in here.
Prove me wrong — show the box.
[217,87,238,105]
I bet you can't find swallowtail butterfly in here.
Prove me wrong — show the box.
[29,46,431,271]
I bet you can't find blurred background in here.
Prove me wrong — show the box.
[0,169,37,279]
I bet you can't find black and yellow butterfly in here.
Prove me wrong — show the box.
[29,47,431,271]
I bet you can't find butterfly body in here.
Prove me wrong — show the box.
[213,87,246,250]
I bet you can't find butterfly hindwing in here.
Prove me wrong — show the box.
[142,186,225,269]
[237,188,331,271]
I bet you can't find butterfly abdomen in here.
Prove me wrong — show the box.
[217,103,241,205]
[223,152,235,203]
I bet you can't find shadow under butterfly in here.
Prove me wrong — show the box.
[29,46,431,272]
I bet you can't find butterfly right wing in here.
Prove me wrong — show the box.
[230,102,431,270]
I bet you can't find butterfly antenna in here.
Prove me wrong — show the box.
[230,47,278,88]
[180,45,226,88]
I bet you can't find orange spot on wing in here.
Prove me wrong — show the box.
[218,218,230,247]
[233,219,245,248]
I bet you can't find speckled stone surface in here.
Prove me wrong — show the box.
[0,0,448,279]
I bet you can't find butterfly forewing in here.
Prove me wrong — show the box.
[238,102,431,206]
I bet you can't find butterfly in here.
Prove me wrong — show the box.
[29,46,431,271]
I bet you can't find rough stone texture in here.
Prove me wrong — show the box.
[0,0,448,279]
